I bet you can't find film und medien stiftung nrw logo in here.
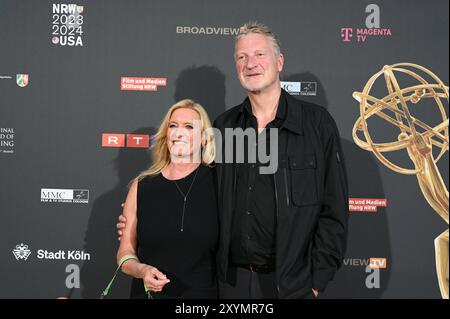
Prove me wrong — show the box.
[51,3,85,46]
[12,243,32,261]
[41,188,89,204]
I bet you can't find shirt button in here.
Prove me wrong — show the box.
[247,235,252,240]
[248,186,252,190]
[247,211,252,215]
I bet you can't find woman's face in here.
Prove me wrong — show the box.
[166,108,203,163]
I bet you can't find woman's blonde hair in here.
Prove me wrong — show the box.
[133,99,215,183]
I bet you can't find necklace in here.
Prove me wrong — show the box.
[173,166,200,232]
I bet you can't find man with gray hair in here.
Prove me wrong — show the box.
[213,21,349,299]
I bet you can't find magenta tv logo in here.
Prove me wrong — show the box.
[340,5,392,44]
[341,28,353,42]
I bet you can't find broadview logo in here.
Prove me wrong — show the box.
[176,26,239,36]
[344,257,387,269]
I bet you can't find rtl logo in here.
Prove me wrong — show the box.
[102,133,150,148]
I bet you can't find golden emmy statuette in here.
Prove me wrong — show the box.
[352,63,449,299]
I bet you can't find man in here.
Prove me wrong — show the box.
[118,22,349,299]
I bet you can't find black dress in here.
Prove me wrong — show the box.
[130,165,219,299]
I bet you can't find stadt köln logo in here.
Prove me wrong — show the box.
[12,243,32,261]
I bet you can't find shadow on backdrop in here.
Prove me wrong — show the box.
[80,127,155,299]
[174,65,227,121]
[283,73,392,299]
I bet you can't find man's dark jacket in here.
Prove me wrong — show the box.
[213,89,349,299]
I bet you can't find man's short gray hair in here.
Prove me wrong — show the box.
[235,21,282,56]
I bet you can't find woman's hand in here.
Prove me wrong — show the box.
[142,265,170,293]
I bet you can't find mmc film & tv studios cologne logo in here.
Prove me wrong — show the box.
[51,3,85,46]
[281,81,317,96]
[41,188,89,203]
[340,4,392,43]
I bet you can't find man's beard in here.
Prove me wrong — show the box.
[241,76,273,93]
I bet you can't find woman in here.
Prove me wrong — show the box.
[116,99,219,299]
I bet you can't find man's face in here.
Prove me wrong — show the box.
[235,33,284,93]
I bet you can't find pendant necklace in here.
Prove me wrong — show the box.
[173,166,200,232]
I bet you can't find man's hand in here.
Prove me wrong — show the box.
[117,203,127,241]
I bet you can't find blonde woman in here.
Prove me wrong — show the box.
[116,99,219,299]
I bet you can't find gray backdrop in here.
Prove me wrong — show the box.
[0,0,448,298]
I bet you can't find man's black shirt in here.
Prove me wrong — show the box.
[230,93,287,267]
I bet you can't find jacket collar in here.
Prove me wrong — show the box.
[281,89,303,135]
[238,88,303,135]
